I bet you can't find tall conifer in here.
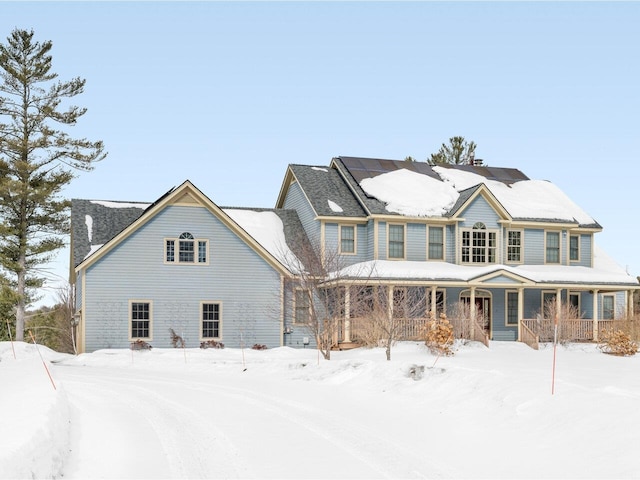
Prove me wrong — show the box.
[0,29,106,340]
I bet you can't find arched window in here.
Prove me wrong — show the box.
[165,232,208,264]
[461,222,496,264]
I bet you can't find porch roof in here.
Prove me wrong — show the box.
[333,246,639,288]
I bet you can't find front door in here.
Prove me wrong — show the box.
[462,292,491,338]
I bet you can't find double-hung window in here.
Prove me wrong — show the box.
[340,225,355,254]
[428,226,444,260]
[461,223,496,264]
[201,302,221,339]
[546,231,560,264]
[294,289,311,324]
[569,235,580,262]
[507,230,522,263]
[130,301,151,339]
[166,232,208,264]
[388,224,405,259]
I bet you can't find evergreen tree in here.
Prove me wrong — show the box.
[428,136,477,165]
[0,29,106,341]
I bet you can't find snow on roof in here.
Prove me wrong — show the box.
[335,247,637,285]
[328,200,343,213]
[90,200,151,209]
[360,169,458,217]
[358,165,596,224]
[223,209,302,273]
[434,166,595,224]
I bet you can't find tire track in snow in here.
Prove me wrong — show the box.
[125,371,456,479]
[57,365,457,479]
[58,368,252,479]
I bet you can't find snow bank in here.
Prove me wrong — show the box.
[0,342,72,480]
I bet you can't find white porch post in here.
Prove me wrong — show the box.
[592,289,599,341]
[470,286,476,339]
[387,285,394,321]
[517,287,524,342]
[344,287,351,343]
[430,286,437,319]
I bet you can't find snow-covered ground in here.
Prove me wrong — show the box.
[2,340,639,479]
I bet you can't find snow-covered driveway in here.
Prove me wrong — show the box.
[4,341,640,479]
[55,348,452,479]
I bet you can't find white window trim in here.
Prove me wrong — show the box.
[460,226,499,265]
[164,235,209,265]
[387,223,406,260]
[505,229,524,265]
[427,225,445,261]
[544,230,562,265]
[339,224,357,255]
[200,301,222,340]
[129,299,153,341]
[601,294,616,320]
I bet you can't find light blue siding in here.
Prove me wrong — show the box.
[459,196,501,229]
[283,181,320,246]
[577,234,592,267]
[523,229,544,265]
[484,275,521,285]
[445,225,456,262]
[407,223,426,261]
[378,221,388,260]
[83,205,284,352]
[324,222,369,267]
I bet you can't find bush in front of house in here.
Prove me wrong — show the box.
[251,344,267,350]
[169,328,185,348]
[130,339,152,350]
[424,313,455,356]
[598,329,638,356]
[200,340,224,349]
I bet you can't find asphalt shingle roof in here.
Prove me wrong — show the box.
[288,164,367,217]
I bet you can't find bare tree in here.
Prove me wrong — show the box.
[532,299,583,343]
[352,285,430,360]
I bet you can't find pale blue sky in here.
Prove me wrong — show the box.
[2,1,639,302]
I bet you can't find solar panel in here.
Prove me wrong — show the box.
[340,156,440,183]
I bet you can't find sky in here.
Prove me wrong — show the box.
[3,339,640,479]
[1,2,639,304]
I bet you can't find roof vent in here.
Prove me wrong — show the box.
[470,158,483,166]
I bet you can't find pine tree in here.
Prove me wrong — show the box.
[0,29,106,341]
[428,136,477,165]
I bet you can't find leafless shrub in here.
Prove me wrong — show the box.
[447,301,472,341]
[200,340,224,349]
[424,313,455,356]
[350,285,429,360]
[612,314,640,342]
[131,339,152,350]
[599,329,638,356]
[251,344,267,350]
[169,328,185,348]
[532,299,583,344]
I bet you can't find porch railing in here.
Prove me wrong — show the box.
[339,316,490,346]
[520,318,617,344]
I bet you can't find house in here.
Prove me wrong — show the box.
[71,157,639,352]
